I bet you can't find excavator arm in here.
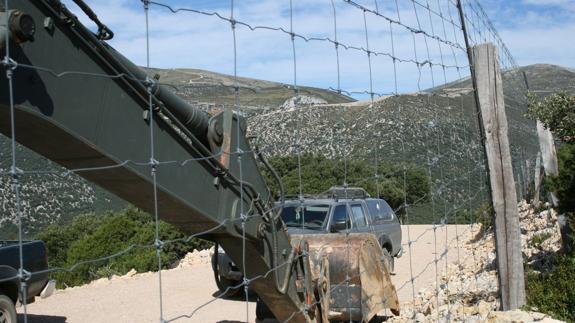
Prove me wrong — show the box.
[0,1,399,321]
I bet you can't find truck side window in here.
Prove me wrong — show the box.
[366,200,383,222]
[332,204,351,229]
[350,204,367,227]
[380,201,395,221]
[367,200,394,221]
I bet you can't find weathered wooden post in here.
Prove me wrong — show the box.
[536,120,560,205]
[533,152,542,206]
[522,71,560,206]
[471,43,526,310]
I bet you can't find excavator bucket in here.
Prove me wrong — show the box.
[293,233,400,322]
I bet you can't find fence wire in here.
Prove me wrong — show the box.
[0,0,538,322]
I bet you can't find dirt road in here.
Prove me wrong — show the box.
[21,225,474,323]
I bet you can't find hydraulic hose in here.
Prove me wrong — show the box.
[71,0,114,40]
[256,148,285,210]
[255,148,292,293]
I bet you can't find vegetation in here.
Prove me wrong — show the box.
[525,255,575,322]
[530,232,553,249]
[36,208,211,288]
[546,144,575,217]
[527,92,575,144]
[262,154,430,213]
[261,154,496,224]
[527,91,575,252]
[525,92,575,321]
[461,202,493,229]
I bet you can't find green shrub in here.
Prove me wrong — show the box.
[526,255,575,322]
[525,92,575,322]
[36,214,105,267]
[36,207,211,288]
[530,232,552,249]
[527,92,575,144]
[450,206,487,225]
[547,143,575,215]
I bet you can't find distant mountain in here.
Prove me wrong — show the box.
[145,67,354,113]
[248,64,575,221]
[1,64,573,237]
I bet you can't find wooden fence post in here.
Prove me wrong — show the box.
[471,43,526,310]
[536,120,560,206]
[533,152,542,206]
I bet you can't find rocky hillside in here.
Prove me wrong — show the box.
[388,201,564,322]
[1,64,573,237]
[146,67,354,114]
[0,142,126,238]
[248,64,575,220]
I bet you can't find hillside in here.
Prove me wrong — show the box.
[0,141,126,238]
[145,67,355,113]
[248,64,575,220]
[1,64,573,237]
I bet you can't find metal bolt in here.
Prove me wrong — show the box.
[43,17,54,33]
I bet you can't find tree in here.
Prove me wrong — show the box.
[261,154,430,213]
[527,92,575,143]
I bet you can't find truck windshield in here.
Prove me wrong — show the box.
[280,204,330,229]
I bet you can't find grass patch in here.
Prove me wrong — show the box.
[526,254,575,322]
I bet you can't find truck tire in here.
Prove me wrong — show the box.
[0,294,17,323]
[215,273,242,298]
[211,252,242,298]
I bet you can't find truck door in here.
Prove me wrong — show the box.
[367,199,401,256]
[349,203,370,234]
[329,203,352,233]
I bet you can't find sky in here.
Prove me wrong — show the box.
[61,0,575,97]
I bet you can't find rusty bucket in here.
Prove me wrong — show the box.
[292,233,400,322]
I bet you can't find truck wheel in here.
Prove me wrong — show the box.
[212,252,242,298]
[0,295,17,323]
[215,273,242,298]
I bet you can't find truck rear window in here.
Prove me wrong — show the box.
[366,200,394,221]
[280,204,330,229]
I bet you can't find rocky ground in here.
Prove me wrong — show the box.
[388,201,564,323]
[21,216,566,322]
[21,226,466,322]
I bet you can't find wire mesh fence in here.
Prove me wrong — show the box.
[0,0,539,322]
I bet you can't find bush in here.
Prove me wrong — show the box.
[527,91,575,231]
[526,255,575,322]
[36,214,104,268]
[525,92,575,321]
[36,207,211,288]
[527,92,575,143]
[448,202,494,227]
[547,143,575,215]
[262,154,430,212]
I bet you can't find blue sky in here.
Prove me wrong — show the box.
[64,0,575,96]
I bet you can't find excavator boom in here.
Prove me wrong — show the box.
[0,1,399,321]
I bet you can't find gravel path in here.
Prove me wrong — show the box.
[20,225,474,323]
